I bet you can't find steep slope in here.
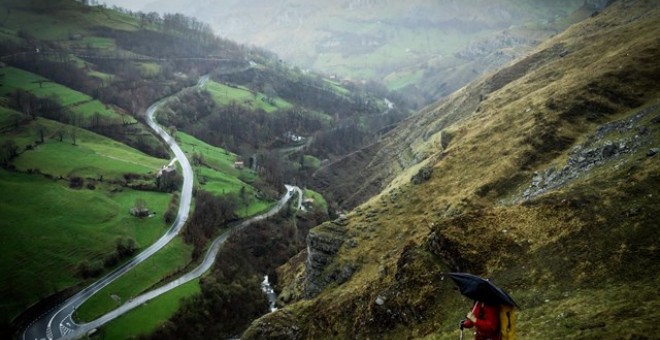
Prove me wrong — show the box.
[244,1,660,339]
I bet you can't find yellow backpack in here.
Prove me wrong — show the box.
[500,304,516,340]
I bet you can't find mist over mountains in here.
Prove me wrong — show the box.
[107,0,594,107]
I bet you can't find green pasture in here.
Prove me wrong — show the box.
[304,189,328,212]
[323,79,350,95]
[177,132,273,217]
[0,169,172,320]
[80,36,116,49]
[0,67,89,106]
[177,131,239,175]
[3,117,166,181]
[205,81,293,113]
[0,66,127,120]
[301,155,321,170]
[88,70,114,83]
[100,279,201,339]
[0,0,139,41]
[75,238,193,322]
[137,62,161,77]
[70,100,130,121]
[0,106,22,129]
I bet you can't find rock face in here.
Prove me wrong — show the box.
[523,104,659,200]
[304,217,351,298]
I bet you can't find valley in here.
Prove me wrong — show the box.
[1,0,659,339]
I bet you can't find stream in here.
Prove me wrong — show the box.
[261,275,278,313]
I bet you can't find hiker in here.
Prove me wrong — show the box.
[460,301,501,340]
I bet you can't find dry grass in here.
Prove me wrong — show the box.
[247,2,660,339]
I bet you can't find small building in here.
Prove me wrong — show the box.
[234,161,245,169]
[303,198,315,210]
[130,206,149,217]
[157,164,176,177]
[130,198,149,217]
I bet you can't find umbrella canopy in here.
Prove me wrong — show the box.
[448,272,518,308]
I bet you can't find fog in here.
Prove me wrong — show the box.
[100,0,588,106]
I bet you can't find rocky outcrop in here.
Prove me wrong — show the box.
[304,216,352,298]
[523,104,660,200]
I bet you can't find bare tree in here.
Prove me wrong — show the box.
[36,124,47,143]
[56,127,66,142]
[70,126,77,145]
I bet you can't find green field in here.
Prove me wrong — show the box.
[0,104,173,320]
[0,66,128,120]
[0,170,172,320]
[0,67,89,106]
[0,0,140,41]
[75,238,193,322]
[4,117,165,181]
[205,81,293,113]
[177,131,239,176]
[304,188,328,211]
[100,279,201,339]
[177,132,274,217]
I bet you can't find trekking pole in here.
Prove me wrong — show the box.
[458,320,464,340]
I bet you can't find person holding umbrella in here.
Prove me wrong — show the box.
[447,272,517,340]
[460,301,501,340]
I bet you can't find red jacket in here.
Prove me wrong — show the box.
[463,302,501,340]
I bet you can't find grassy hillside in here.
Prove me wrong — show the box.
[245,1,660,339]
[74,238,193,322]
[205,80,293,113]
[0,99,173,324]
[0,1,321,338]
[176,131,273,216]
[0,170,171,321]
[100,279,201,339]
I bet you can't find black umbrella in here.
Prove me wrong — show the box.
[447,272,518,308]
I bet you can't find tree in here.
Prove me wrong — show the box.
[70,126,77,145]
[263,83,277,105]
[1,140,18,166]
[36,124,47,143]
[240,186,249,215]
[56,127,65,142]
[115,236,137,258]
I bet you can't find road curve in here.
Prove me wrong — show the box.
[65,185,298,339]
[23,75,300,340]
[22,78,202,340]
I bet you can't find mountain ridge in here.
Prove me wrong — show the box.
[244,1,660,338]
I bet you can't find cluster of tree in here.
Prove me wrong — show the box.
[93,27,220,60]
[8,90,69,122]
[143,206,329,340]
[156,169,182,193]
[183,190,238,259]
[159,90,327,153]
[0,140,19,167]
[75,236,137,279]
[163,191,180,224]
[5,89,168,158]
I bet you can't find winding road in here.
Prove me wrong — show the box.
[22,76,299,340]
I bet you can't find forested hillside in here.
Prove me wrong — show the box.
[0,1,400,338]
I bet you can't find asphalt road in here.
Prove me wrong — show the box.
[23,75,300,340]
[22,78,198,340]
[67,185,297,339]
